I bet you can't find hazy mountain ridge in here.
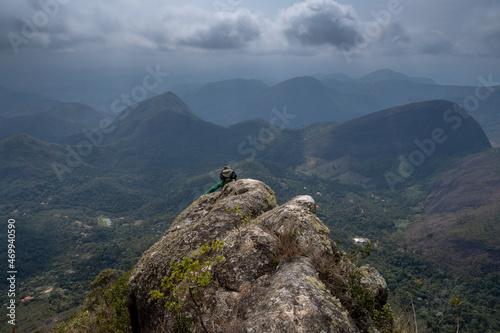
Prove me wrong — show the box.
[179,75,377,127]
[0,134,67,185]
[0,67,171,113]
[357,68,436,84]
[95,92,266,175]
[297,100,491,188]
[252,76,378,125]
[175,69,499,146]
[306,100,490,158]
[0,92,54,114]
[0,102,106,143]
[0,90,109,143]
[178,78,268,125]
[0,100,63,119]
[2,68,498,145]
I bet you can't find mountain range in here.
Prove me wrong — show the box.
[0,70,499,332]
[176,69,500,145]
[2,68,499,146]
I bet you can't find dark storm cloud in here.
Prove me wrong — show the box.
[280,0,362,48]
[179,15,260,50]
[1,1,82,54]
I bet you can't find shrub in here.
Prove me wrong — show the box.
[308,243,397,332]
[150,240,224,333]
[51,269,132,333]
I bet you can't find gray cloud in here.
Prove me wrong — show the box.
[418,30,454,55]
[388,0,500,58]
[475,20,500,56]
[0,17,22,51]
[46,33,107,51]
[0,2,263,53]
[379,22,409,43]
[280,0,361,48]
[485,28,500,55]
[379,26,454,57]
[179,14,261,50]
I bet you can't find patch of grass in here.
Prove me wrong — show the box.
[274,225,301,262]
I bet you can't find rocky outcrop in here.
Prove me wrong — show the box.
[127,179,388,332]
[237,256,358,332]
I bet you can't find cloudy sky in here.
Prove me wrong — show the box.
[1,0,499,85]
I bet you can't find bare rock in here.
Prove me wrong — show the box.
[256,195,336,257]
[127,179,388,332]
[239,256,358,333]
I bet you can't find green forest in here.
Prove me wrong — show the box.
[1,158,499,332]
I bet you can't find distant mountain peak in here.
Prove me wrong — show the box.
[135,91,199,118]
[276,75,324,87]
[104,91,221,143]
[305,100,491,161]
[112,91,202,127]
[203,78,267,88]
[359,68,436,84]
[359,68,410,82]
[0,133,62,182]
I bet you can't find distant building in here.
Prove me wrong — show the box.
[98,217,113,227]
[353,237,369,244]
[21,296,34,302]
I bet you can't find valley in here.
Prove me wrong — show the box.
[0,70,498,332]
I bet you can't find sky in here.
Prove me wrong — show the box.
[1,0,500,86]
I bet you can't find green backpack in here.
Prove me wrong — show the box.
[220,166,237,186]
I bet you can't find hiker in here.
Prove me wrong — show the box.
[204,166,237,194]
